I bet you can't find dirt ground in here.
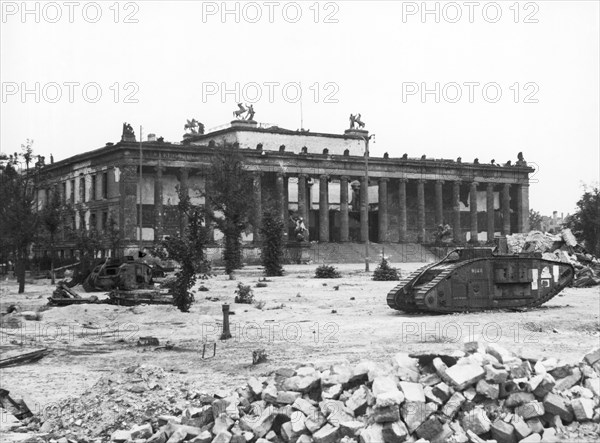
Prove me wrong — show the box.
[1,262,599,419]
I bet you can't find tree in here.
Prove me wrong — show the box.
[153,186,210,312]
[566,185,600,256]
[105,215,122,258]
[260,208,285,276]
[40,189,65,284]
[70,204,102,281]
[205,144,255,275]
[0,140,40,293]
[529,209,543,232]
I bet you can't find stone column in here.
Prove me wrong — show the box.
[398,179,407,243]
[119,165,138,243]
[154,166,164,241]
[453,181,462,243]
[435,180,444,226]
[470,182,478,243]
[276,173,285,222]
[417,179,425,243]
[283,175,289,240]
[297,174,308,222]
[360,175,369,243]
[340,176,349,242]
[203,168,215,243]
[486,183,495,242]
[517,184,530,233]
[319,175,329,242]
[378,178,389,243]
[178,168,189,235]
[253,172,262,243]
[502,183,511,235]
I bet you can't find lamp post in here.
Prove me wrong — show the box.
[361,134,375,272]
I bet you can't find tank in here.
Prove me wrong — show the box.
[387,247,575,313]
[82,257,153,292]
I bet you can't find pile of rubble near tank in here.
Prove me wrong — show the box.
[6,343,600,443]
[508,229,600,287]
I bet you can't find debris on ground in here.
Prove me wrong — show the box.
[137,337,160,347]
[48,282,100,306]
[7,344,600,443]
[0,348,52,368]
[508,228,600,287]
[108,289,174,306]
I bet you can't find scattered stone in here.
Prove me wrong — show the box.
[415,416,444,441]
[476,379,499,399]
[571,397,595,421]
[392,353,420,382]
[372,405,400,423]
[312,424,339,443]
[444,363,485,390]
[461,406,491,435]
[34,344,600,443]
[514,401,545,419]
[543,393,574,422]
[381,420,408,443]
[442,391,465,419]
[490,419,515,443]
[399,382,425,403]
[519,433,541,443]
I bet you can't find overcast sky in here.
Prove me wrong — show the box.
[2,1,598,216]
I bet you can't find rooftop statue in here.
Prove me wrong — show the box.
[246,104,255,121]
[233,103,256,121]
[122,122,135,141]
[349,113,366,130]
[233,103,247,119]
[184,118,204,135]
[516,152,527,166]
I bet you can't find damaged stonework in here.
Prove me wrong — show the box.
[34,122,534,259]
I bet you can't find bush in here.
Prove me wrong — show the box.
[315,264,341,278]
[260,209,285,276]
[373,257,400,281]
[234,282,255,304]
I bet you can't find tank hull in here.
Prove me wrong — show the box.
[387,255,574,313]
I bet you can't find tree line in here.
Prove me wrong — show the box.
[0,142,287,307]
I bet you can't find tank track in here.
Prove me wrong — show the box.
[413,267,455,310]
[388,258,574,313]
[386,265,434,312]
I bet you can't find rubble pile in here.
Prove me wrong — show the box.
[507,229,600,287]
[8,344,600,443]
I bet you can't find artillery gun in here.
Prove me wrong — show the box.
[387,240,575,314]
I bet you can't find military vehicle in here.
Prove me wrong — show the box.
[387,245,575,313]
[82,257,153,292]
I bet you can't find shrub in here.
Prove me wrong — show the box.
[260,209,285,276]
[372,257,400,281]
[252,349,267,364]
[315,264,341,278]
[234,282,255,304]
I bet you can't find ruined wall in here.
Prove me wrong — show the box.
[200,130,366,156]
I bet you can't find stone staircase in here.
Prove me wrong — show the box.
[303,242,438,264]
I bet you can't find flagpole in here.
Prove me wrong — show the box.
[138,125,143,253]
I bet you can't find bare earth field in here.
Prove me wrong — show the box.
[1,262,599,419]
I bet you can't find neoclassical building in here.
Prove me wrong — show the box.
[35,119,531,259]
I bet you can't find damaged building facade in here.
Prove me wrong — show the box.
[35,120,532,258]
